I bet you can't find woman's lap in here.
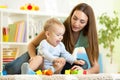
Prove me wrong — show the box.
[4,52,30,74]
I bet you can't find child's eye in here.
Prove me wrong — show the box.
[57,34,60,36]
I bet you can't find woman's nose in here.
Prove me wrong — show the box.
[74,20,80,26]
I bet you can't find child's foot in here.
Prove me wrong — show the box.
[21,62,35,74]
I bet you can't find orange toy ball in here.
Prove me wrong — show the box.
[46,70,53,75]
[42,70,53,75]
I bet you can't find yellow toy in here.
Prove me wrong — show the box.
[35,69,53,75]
[65,70,71,74]
[0,5,7,8]
[36,70,42,75]
[20,3,39,11]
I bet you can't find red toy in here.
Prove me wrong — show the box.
[20,3,39,11]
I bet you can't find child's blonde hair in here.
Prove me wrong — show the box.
[43,18,64,31]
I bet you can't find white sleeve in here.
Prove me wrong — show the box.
[37,40,56,62]
[60,42,76,64]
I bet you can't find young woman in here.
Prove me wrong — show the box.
[4,3,99,74]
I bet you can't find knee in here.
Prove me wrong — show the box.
[36,56,44,62]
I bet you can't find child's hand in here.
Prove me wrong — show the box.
[53,58,66,72]
[74,60,85,65]
[53,57,66,65]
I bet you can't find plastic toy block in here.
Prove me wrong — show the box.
[65,70,71,74]
[70,70,78,74]
[2,70,7,75]
[83,70,87,74]
[77,70,83,74]
[42,69,53,75]
[64,69,87,74]
[36,70,42,75]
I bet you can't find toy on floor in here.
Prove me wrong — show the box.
[1,70,7,75]
[36,70,42,75]
[20,3,39,11]
[42,69,53,75]
[65,69,87,75]
[36,69,53,75]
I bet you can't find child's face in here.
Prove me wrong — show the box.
[46,24,65,47]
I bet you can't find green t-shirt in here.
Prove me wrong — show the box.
[75,31,88,48]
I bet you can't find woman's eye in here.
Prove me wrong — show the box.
[80,20,86,24]
[80,21,85,24]
[73,17,77,20]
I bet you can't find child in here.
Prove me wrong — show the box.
[21,18,88,74]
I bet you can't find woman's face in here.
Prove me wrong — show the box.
[71,10,88,32]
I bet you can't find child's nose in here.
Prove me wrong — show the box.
[59,36,63,40]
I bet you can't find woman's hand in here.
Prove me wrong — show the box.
[71,65,83,70]
[74,60,85,65]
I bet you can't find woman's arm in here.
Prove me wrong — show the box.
[86,60,100,74]
[28,31,46,58]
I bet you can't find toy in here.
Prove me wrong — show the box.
[0,5,7,8]
[65,69,87,75]
[20,3,39,11]
[1,70,7,75]
[35,69,53,75]
[65,70,71,74]
[42,69,53,75]
[70,70,78,74]
[36,70,42,75]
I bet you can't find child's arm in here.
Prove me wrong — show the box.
[37,40,56,62]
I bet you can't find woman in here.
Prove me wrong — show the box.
[4,3,99,74]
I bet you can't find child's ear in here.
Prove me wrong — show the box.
[45,31,50,37]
